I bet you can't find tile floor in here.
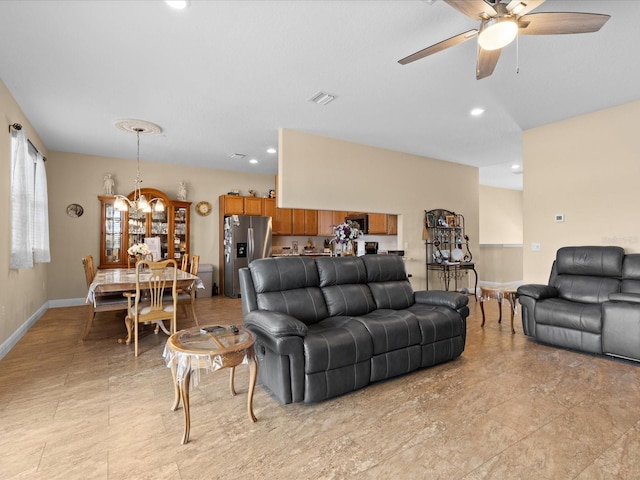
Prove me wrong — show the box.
[1,295,640,479]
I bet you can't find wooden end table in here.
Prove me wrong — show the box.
[163,324,258,444]
[479,286,518,334]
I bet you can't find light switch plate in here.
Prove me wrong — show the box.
[531,243,541,252]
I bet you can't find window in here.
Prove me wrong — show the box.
[10,128,50,269]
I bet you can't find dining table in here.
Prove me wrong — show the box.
[86,267,204,344]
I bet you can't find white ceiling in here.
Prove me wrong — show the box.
[1,1,639,190]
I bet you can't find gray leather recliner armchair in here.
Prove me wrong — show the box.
[518,246,640,362]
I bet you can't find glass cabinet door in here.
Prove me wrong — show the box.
[103,202,123,265]
[151,209,169,260]
[172,205,188,261]
[127,208,147,250]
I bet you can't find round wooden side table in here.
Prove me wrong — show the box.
[163,324,258,444]
[479,286,518,334]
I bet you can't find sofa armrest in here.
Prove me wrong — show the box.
[244,310,308,338]
[609,292,640,304]
[517,284,558,300]
[414,290,469,310]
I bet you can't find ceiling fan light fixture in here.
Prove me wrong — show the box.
[478,17,518,51]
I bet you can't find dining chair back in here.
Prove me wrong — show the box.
[125,259,178,356]
[181,254,190,272]
[81,255,128,341]
[127,253,154,269]
[176,254,200,326]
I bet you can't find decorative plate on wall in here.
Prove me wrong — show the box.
[66,203,84,218]
[196,201,212,216]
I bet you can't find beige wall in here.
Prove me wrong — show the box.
[523,100,640,283]
[46,152,274,301]
[278,129,479,290]
[0,81,49,350]
[478,185,523,285]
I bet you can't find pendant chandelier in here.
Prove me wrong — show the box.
[113,120,164,213]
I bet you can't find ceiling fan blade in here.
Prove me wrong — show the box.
[518,12,611,35]
[476,47,501,80]
[506,0,545,16]
[398,30,477,65]
[444,0,496,20]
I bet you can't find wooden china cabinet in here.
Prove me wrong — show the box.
[98,188,191,268]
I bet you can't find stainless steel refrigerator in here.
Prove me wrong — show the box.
[223,215,272,298]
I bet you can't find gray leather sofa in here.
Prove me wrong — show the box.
[239,255,469,404]
[517,246,640,362]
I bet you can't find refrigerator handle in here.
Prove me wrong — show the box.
[247,227,254,263]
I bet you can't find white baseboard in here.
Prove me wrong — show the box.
[49,298,86,308]
[0,301,49,361]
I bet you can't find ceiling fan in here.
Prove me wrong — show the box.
[398,0,610,79]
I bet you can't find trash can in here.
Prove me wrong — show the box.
[198,264,214,298]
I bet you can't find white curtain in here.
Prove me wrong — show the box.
[10,130,34,269]
[33,152,51,263]
[10,129,50,268]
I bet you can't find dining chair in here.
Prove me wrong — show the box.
[176,254,200,326]
[124,259,178,356]
[81,255,129,340]
[180,253,189,272]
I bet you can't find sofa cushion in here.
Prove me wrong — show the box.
[621,254,640,294]
[353,309,421,355]
[555,246,624,277]
[256,288,329,325]
[304,316,373,373]
[250,257,321,293]
[362,255,415,309]
[316,257,376,316]
[535,298,602,333]
[316,256,368,286]
[407,304,465,343]
[554,275,620,304]
[322,284,377,317]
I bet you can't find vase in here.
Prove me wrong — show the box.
[342,241,354,256]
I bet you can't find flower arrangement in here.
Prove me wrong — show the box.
[333,220,361,245]
[127,243,150,256]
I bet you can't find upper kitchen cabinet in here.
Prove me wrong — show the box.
[220,195,264,216]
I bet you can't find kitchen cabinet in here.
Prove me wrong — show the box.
[274,207,292,235]
[244,196,264,215]
[99,188,191,268]
[367,213,388,235]
[220,195,264,215]
[291,209,318,236]
[368,213,398,235]
[318,210,347,236]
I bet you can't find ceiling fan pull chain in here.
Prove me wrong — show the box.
[516,33,520,75]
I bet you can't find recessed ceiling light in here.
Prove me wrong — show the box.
[470,107,485,116]
[267,148,277,154]
[249,159,258,164]
[166,0,190,10]
[511,164,520,169]
[228,153,246,160]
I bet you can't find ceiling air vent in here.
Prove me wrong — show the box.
[308,91,337,106]
[228,153,246,160]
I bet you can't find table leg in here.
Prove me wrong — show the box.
[480,296,486,327]
[229,366,236,396]
[508,293,516,334]
[248,355,258,423]
[497,297,503,324]
[170,362,181,411]
[180,370,192,445]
